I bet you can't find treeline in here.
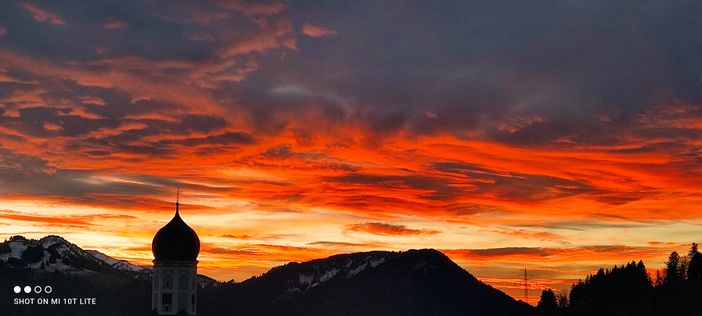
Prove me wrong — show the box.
[536,243,702,316]
[0,267,151,316]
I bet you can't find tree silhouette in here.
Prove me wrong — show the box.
[654,269,663,286]
[21,245,44,263]
[568,261,651,315]
[679,255,689,280]
[537,288,558,315]
[556,291,568,310]
[687,243,702,280]
[665,251,681,285]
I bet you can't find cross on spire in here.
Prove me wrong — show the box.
[176,187,180,214]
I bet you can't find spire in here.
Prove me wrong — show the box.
[175,187,180,215]
[153,185,200,262]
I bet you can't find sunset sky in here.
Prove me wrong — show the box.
[1,0,701,304]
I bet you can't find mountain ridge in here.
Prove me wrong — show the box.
[1,235,534,316]
[0,235,219,286]
[200,247,534,315]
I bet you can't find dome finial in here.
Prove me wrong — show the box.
[153,185,200,262]
[176,187,180,215]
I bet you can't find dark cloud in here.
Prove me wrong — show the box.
[0,147,48,175]
[0,209,135,228]
[0,106,119,137]
[326,173,457,198]
[263,144,294,158]
[448,247,553,258]
[443,244,664,259]
[79,123,253,157]
[261,1,701,143]
[0,0,699,216]
[307,241,381,248]
[323,161,641,211]
[512,219,661,232]
[203,247,263,256]
[1,0,701,148]
[345,222,440,236]
[432,162,632,203]
[0,147,236,208]
[220,233,295,241]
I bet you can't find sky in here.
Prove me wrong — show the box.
[0,0,701,304]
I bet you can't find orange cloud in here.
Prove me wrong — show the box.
[0,210,135,228]
[2,1,701,306]
[485,229,568,244]
[345,222,440,236]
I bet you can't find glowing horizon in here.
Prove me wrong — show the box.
[1,0,701,305]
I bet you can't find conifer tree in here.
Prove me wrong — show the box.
[665,251,681,284]
[687,243,702,280]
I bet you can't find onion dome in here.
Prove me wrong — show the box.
[152,201,200,261]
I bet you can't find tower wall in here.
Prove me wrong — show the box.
[152,260,198,315]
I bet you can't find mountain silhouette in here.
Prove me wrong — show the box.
[200,248,534,316]
[0,235,533,316]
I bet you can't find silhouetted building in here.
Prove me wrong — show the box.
[152,197,200,315]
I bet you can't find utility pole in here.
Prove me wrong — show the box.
[524,268,528,303]
[515,268,533,304]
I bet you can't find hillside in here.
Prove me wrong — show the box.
[200,249,533,316]
[0,235,533,316]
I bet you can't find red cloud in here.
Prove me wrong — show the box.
[104,20,127,30]
[215,1,285,16]
[216,17,296,57]
[302,22,337,38]
[20,3,66,25]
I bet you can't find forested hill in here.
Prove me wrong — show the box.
[535,243,702,316]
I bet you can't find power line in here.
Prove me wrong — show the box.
[524,268,528,303]
[515,268,534,303]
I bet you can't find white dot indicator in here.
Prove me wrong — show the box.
[23,286,31,294]
[13,286,21,293]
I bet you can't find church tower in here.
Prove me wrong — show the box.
[152,190,200,315]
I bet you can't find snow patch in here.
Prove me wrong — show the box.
[86,250,119,265]
[39,236,66,248]
[86,249,146,272]
[370,257,386,268]
[299,274,314,286]
[9,242,27,258]
[319,268,339,282]
[348,262,368,277]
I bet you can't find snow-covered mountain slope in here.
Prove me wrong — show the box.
[85,249,147,272]
[0,235,218,287]
[198,249,536,316]
[289,251,395,292]
[0,235,147,275]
